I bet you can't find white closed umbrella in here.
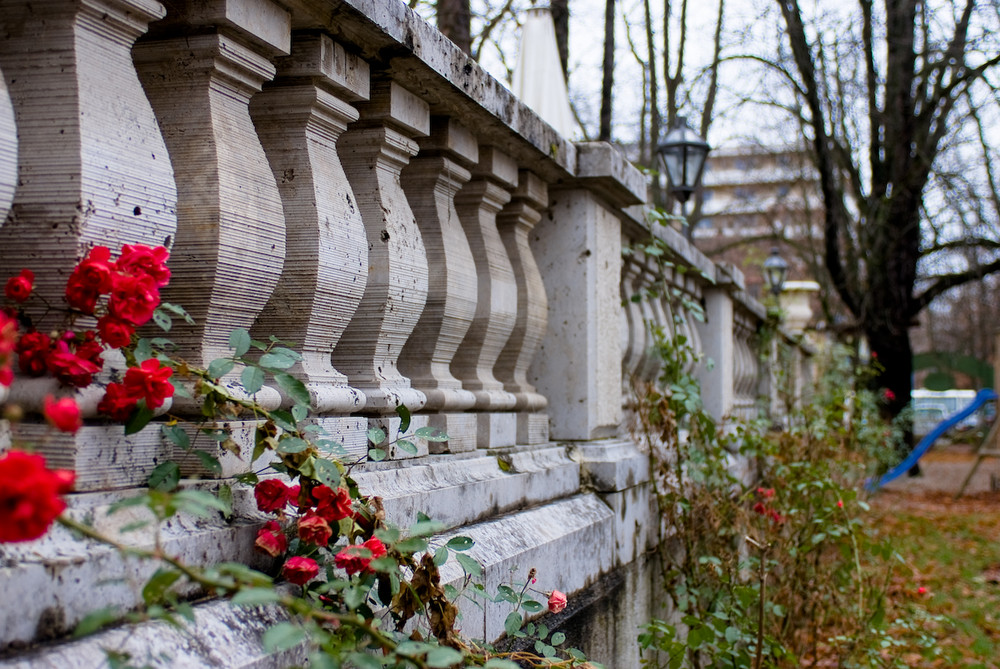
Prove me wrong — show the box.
[512,6,577,138]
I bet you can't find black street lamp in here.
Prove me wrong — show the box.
[762,247,789,296]
[656,116,711,205]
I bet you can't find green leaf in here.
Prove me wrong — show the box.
[521,599,543,613]
[504,611,523,636]
[241,365,265,394]
[313,458,341,489]
[174,489,231,518]
[414,426,450,442]
[125,403,155,435]
[231,588,283,606]
[152,309,172,332]
[229,328,251,357]
[445,536,474,551]
[290,402,309,423]
[345,653,383,669]
[485,660,521,669]
[276,436,309,454]
[394,537,428,553]
[396,439,418,454]
[367,427,386,445]
[159,302,194,324]
[148,461,180,492]
[161,424,191,450]
[259,351,296,370]
[217,484,233,518]
[455,553,482,576]
[194,450,223,475]
[270,410,297,432]
[433,546,449,566]
[368,448,386,462]
[262,622,306,652]
[73,607,120,637]
[396,404,411,433]
[207,357,235,379]
[142,568,181,605]
[550,632,566,646]
[273,372,311,407]
[425,647,463,667]
[134,338,154,363]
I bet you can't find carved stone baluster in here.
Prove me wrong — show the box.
[496,170,549,445]
[0,68,15,228]
[133,1,289,406]
[0,0,177,490]
[398,117,479,453]
[452,147,519,448]
[620,256,646,393]
[246,32,371,457]
[0,0,177,311]
[638,262,665,384]
[335,80,429,456]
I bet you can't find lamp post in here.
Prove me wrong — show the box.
[656,116,711,233]
[762,247,789,296]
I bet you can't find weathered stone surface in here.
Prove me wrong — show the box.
[134,2,289,407]
[250,32,369,414]
[334,79,430,418]
[0,0,177,322]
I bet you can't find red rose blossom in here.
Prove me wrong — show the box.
[97,382,138,421]
[334,536,387,576]
[0,450,76,543]
[254,520,288,557]
[16,331,52,376]
[297,512,333,547]
[74,332,104,368]
[312,485,354,522]
[108,272,159,326]
[122,358,174,409]
[97,315,134,349]
[43,395,83,434]
[283,556,319,585]
[254,479,294,513]
[0,367,11,387]
[72,246,115,293]
[5,269,34,303]
[117,244,171,287]
[548,590,567,614]
[46,341,101,388]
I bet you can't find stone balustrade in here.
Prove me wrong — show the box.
[0,0,813,666]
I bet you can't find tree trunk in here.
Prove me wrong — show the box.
[599,0,615,141]
[437,0,472,55]
[551,0,570,81]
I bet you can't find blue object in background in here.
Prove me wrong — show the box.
[867,387,998,491]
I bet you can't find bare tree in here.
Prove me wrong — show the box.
[599,0,615,141]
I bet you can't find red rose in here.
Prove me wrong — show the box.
[254,520,288,557]
[65,280,101,315]
[311,485,354,522]
[72,246,115,293]
[46,341,101,388]
[108,272,159,326]
[297,512,333,547]
[97,315,134,349]
[117,244,171,287]
[334,536,387,576]
[16,331,52,376]
[43,395,83,433]
[547,590,567,614]
[74,332,104,368]
[0,311,16,356]
[254,479,293,513]
[5,269,33,303]
[883,388,896,402]
[0,450,76,543]
[0,366,11,387]
[122,358,174,409]
[97,382,138,421]
[283,556,319,585]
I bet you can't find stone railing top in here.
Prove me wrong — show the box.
[566,142,647,206]
[285,0,577,183]
[620,204,718,283]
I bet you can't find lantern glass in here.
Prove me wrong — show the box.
[763,247,789,296]
[656,116,710,204]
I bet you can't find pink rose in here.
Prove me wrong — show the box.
[548,590,567,614]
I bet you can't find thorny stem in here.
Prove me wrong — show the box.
[747,535,767,669]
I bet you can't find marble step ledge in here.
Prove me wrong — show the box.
[0,483,271,652]
[352,444,581,531]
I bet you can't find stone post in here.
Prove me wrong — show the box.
[696,284,736,422]
[398,117,480,453]
[452,147,519,448]
[531,143,644,441]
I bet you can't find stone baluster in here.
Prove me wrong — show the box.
[133,0,289,412]
[0,0,178,489]
[0,0,177,314]
[637,262,665,384]
[0,67,15,228]
[496,170,549,446]
[452,147,519,448]
[335,79,429,453]
[245,32,371,457]
[398,117,479,453]
[249,34,368,413]
[620,255,646,395]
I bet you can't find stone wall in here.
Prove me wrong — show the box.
[0,1,811,666]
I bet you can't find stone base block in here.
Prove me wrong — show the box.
[16,423,170,491]
[171,420,269,478]
[516,411,549,445]
[476,411,516,448]
[425,412,477,453]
